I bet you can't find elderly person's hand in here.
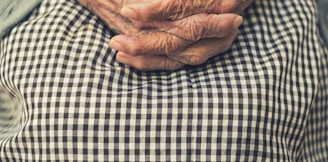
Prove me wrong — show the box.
[120,0,254,21]
[77,0,251,70]
[114,0,254,70]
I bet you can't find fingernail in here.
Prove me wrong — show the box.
[121,7,137,19]
[109,37,124,51]
[233,16,243,28]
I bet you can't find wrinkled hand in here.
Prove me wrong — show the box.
[78,0,251,71]
[114,30,238,71]
[121,0,254,21]
[114,0,253,71]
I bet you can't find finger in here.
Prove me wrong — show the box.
[109,32,192,56]
[78,0,139,35]
[156,13,243,41]
[96,5,137,34]
[120,0,243,21]
[116,52,185,71]
[169,29,238,65]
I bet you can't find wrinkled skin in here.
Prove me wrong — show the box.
[121,0,254,21]
[78,0,253,71]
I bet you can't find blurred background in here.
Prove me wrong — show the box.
[318,0,328,46]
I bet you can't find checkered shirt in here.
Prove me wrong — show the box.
[0,0,327,161]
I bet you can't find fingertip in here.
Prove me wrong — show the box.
[121,1,162,22]
[110,35,132,52]
[233,16,243,28]
[109,38,123,51]
[121,5,153,22]
[115,52,123,61]
[121,7,138,20]
[116,52,131,64]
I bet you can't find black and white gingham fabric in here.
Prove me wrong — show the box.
[0,0,327,161]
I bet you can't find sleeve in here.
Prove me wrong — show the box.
[0,0,42,38]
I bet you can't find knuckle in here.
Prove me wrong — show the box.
[127,44,145,56]
[187,20,203,41]
[161,36,186,54]
[179,14,210,41]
